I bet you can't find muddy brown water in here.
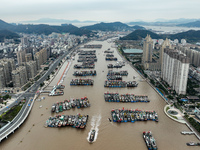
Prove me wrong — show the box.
[1,40,199,150]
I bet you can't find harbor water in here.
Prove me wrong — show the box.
[1,40,199,150]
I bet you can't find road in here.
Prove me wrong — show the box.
[0,46,77,142]
[0,50,70,115]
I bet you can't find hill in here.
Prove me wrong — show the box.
[0,19,15,30]
[132,25,145,30]
[81,22,136,31]
[21,18,98,24]
[128,19,200,26]
[120,29,200,43]
[177,20,200,27]
[168,30,200,43]
[0,29,20,42]
[120,30,161,40]
[0,19,92,36]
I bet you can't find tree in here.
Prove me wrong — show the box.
[47,75,50,81]
[167,95,174,100]
[40,82,44,87]
[3,94,11,100]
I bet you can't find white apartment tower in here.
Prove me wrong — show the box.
[162,48,190,95]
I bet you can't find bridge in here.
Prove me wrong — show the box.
[0,97,34,142]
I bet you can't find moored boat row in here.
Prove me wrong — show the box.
[127,81,138,87]
[77,58,97,62]
[105,57,118,61]
[51,97,90,113]
[107,61,125,68]
[104,50,114,53]
[104,80,138,88]
[111,108,158,122]
[70,79,94,86]
[79,50,96,55]
[104,80,126,87]
[107,64,122,68]
[104,92,150,102]
[73,70,96,76]
[79,55,96,59]
[107,70,128,76]
[45,114,89,129]
[106,54,114,57]
[74,64,95,69]
[107,75,122,80]
[143,131,158,150]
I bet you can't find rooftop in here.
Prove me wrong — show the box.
[123,48,143,54]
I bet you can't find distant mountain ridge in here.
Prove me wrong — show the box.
[0,19,14,30]
[128,18,200,26]
[120,30,161,40]
[21,18,98,24]
[120,29,200,43]
[81,22,145,31]
[0,29,20,42]
[0,19,92,36]
[177,21,200,27]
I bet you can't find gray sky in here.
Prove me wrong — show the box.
[0,0,200,23]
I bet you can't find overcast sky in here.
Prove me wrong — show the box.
[0,0,200,23]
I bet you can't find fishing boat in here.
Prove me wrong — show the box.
[186,142,200,146]
[110,108,158,123]
[143,131,158,150]
[89,130,96,143]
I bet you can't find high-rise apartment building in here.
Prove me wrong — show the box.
[162,48,190,95]
[178,46,200,67]
[12,66,27,88]
[25,53,33,62]
[142,35,153,69]
[34,48,48,70]
[25,61,37,79]
[0,58,15,86]
[0,67,6,88]
[17,50,26,66]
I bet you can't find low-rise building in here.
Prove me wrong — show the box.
[194,107,200,120]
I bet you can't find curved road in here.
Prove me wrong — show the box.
[0,47,77,142]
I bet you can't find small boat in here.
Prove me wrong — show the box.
[186,142,200,146]
[89,130,96,143]
[181,131,194,135]
[143,131,158,150]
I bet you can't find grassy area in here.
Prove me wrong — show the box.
[166,106,170,112]
[22,82,32,91]
[166,106,178,120]
[169,115,178,120]
[0,102,24,122]
[174,103,183,113]
[185,116,200,133]
[158,88,165,95]
[34,75,41,81]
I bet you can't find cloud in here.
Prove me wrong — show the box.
[0,0,200,22]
